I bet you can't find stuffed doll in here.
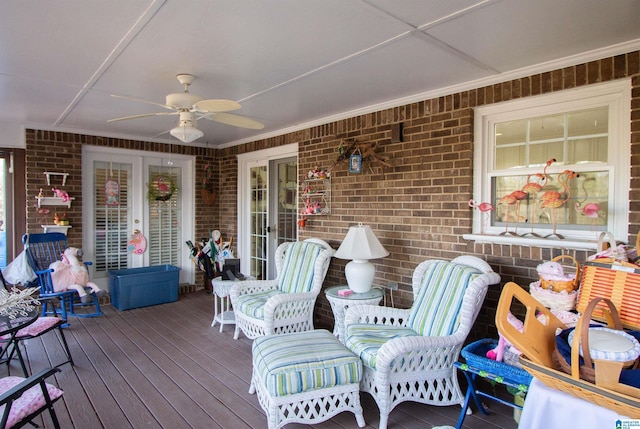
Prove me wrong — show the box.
[50,247,105,304]
[486,312,524,362]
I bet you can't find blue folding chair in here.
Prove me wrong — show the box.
[22,233,102,324]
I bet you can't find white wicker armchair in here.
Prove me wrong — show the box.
[230,238,334,340]
[343,255,500,429]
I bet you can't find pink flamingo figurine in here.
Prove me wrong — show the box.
[156,177,169,193]
[540,170,579,238]
[521,158,555,237]
[497,192,523,235]
[574,176,601,233]
[469,200,494,234]
[576,202,601,230]
[510,189,528,234]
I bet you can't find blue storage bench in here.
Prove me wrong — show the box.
[108,265,180,311]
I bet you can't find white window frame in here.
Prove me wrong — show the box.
[466,79,631,250]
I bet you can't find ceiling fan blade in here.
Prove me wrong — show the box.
[207,112,264,130]
[107,112,177,123]
[111,94,174,110]
[193,99,242,113]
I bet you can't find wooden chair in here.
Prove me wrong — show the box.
[22,233,102,324]
[343,256,501,429]
[230,238,334,339]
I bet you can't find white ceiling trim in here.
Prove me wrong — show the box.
[54,0,167,126]
[219,38,640,149]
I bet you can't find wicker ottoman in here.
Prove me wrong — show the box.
[250,329,365,429]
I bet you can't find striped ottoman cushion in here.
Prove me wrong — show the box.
[252,329,362,397]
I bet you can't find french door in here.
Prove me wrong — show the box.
[82,147,194,289]
[0,151,12,269]
[237,144,298,280]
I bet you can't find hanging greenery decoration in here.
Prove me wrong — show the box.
[147,175,177,202]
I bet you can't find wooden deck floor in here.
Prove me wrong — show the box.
[13,290,518,429]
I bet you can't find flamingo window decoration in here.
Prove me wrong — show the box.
[520,158,555,237]
[497,191,526,236]
[469,200,494,234]
[539,170,579,238]
[575,177,602,233]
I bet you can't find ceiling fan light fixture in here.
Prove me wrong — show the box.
[170,111,203,143]
[170,124,203,143]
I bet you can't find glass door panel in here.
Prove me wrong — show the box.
[93,161,131,278]
[0,153,10,269]
[250,165,267,280]
[146,164,182,267]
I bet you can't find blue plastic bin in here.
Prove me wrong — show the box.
[108,265,180,311]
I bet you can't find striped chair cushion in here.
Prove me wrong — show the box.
[252,329,361,397]
[277,241,323,294]
[235,289,282,319]
[407,261,480,336]
[345,324,419,369]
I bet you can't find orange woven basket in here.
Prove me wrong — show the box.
[577,258,640,330]
[539,255,580,293]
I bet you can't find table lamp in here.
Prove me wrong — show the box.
[334,223,389,293]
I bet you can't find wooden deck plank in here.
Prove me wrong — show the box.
[69,315,162,428]
[107,307,253,428]
[8,290,518,429]
[79,314,196,428]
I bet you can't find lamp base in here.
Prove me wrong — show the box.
[345,260,375,293]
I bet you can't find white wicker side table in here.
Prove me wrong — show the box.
[325,285,383,343]
[211,277,236,332]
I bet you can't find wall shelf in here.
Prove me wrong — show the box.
[44,171,69,186]
[42,225,72,235]
[36,196,74,208]
[301,178,330,215]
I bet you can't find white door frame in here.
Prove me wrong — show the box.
[82,145,195,287]
[237,143,298,279]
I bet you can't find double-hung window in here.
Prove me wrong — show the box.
[469,80,631,249]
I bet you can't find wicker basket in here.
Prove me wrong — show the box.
[496,282,640,418]
[577,258,640,330]
[520,356,640,418]
[553,296,634,383]
[539,255,580,293]
[529,280,577,311]
[461,339,532,386]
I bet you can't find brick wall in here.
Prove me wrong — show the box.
[22,50,640,340]
[217,51,640,340]
[23,131,219,288]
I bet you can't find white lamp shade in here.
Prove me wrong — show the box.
[333,224,389,261]
[334,223,389,293]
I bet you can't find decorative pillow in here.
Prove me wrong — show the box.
[407,261,480,336]
[567,327,640,363]
[277,241,322,294]
[556,326,640,388]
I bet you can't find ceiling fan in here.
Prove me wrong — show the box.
[108,74,264,143]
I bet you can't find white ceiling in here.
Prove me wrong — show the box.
[1,0,639,149]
